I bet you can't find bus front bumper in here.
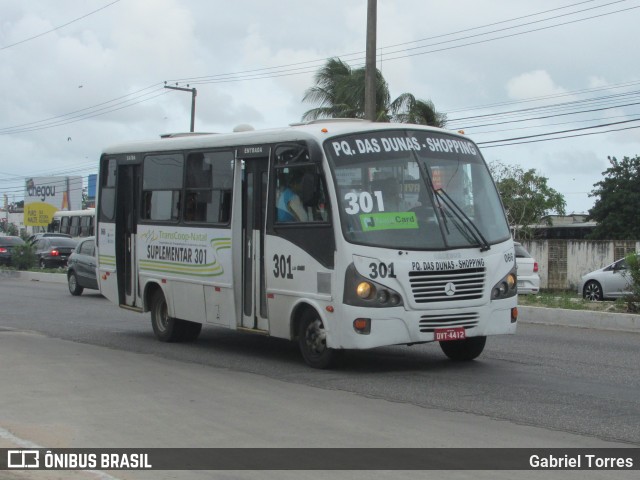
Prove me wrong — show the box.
[329,302,517,350]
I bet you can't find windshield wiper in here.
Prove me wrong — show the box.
[434,188,491,252]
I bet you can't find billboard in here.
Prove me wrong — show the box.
[87,174,97,208]
[24,176,83,227]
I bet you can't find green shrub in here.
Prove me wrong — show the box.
[625,253,640,313]
[11,242,36,270]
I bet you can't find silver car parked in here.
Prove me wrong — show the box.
[578,257,634,301]
[515,242,540,295]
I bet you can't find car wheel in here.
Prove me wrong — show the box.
[298,308,339,369]
[67,272,84,296]
[440,336,486,361]
[583,280,603,301]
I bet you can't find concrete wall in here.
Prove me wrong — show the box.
[521,240,640,291]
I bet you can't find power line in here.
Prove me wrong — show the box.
[376,0,604,51]
[478,120,640,147]
[480,123,640,147]
[451,98,640,130]
[443,79,640,115]
[171,0,625,85]
[378,4,640,64]
[0,88,169,135]
[2,0,635,135]
[449,89,640,123]
[1,0,121,50]
[468,111,640,135]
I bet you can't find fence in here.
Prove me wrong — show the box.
[520,239,639,291]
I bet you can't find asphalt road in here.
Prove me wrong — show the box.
[0,276,639,479]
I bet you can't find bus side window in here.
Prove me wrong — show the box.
[184,151,233,224]
[275,165,328,223]
[60,216,70,234]
[70,216,80,237]
[141,191,181,221]
[99,158,117,222]
[141,154,184,222]
[275,144,330,223]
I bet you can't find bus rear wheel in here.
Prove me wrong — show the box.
[150,290,202,342]
[298,308,339,369]
[440,336,486,361]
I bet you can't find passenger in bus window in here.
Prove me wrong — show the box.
[185,192,198,221]
[276,170,308,222]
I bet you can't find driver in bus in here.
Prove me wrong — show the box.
[276,170,308,222]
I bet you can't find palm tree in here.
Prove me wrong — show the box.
[390,94,447,127]
[301,58,391,121]
[302,58,446,127]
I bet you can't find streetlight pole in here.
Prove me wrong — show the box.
[164,83,197,132]
[364,0,377,121]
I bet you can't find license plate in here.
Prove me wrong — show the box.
[517,281,524,287]
[434,327,466,341]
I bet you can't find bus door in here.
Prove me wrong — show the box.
[240,152,270,332]
[115,163,140,308]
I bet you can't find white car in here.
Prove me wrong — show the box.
[515,242,540,295]
[578,257,634,301]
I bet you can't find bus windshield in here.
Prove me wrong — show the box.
[325,129,510,250]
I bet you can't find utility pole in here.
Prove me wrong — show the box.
[164,83,197,132]
[364,0,377,121]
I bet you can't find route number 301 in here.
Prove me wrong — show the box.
[344,191,384,214]
[369,262,397,279]
[273,254,294,279]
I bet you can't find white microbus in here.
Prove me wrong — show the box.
[48,209,96,238]
[96,121,517,368]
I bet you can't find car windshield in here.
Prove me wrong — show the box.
[324,129,510,250]
[50,238,78,248]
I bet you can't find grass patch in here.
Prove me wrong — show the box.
[518,290,630,313]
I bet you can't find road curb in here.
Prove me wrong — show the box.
[518,306,640,333]
[2,271,68,284]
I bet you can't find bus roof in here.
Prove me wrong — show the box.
[101,121,461,156]
[54,208,95,217]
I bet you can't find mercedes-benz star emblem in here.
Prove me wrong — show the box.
[444,282,456,296]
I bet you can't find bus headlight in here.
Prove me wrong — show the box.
[491,268,517,300]
[356,281,374,299]
[344,264,404,308]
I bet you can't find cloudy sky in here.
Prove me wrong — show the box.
[2,0,639,214]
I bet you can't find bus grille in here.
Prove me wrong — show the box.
[419,312,480,333]
[409,267,486,303]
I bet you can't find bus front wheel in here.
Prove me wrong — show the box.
[298,309,339,369]
[439,336,486,361]
[150,290,202,342]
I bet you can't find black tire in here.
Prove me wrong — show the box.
[440,336,486,361]
[150,290,202,342]
[298,308,339,369]
[67,272,84,296]
[583,280,603,301]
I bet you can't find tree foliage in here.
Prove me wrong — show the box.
[488,160,566,239]
[587,155,640,240]
[624,252,640,313]
[302,58,447,127]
